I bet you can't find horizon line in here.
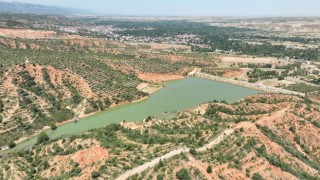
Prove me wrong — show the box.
[1,0,320,17]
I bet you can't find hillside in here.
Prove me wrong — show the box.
[0,94,319,179]
[0,14,320,180]
[0,29,218,148]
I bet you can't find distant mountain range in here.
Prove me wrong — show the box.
[0,1,89,15]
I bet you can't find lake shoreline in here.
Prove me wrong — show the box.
[0,79,173,153]
[1,76,259,154]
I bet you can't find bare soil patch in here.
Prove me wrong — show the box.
[219,55,286,64]
[47,146,108,177]
[222,69,243,78]
[0,28,56,39]
[137,73,185,82]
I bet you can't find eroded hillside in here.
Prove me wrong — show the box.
[0,30,218,148]
[0,94,319,179]
[0,15,319,180]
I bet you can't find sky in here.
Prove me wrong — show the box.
[2,0,320,16]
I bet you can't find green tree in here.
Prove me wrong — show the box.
[189,148,197,155]
[91,171,100,179]
[252,173,264,180]
[145,116,153,122]
[154,158,166,171]
[50,123,57,130]
[207,165,212,173]
[0,100,4,113]
[157,173,165,180]
[265,64,272,68]
[176,168,191,180]
[278,76,285,80]
[7,140,16,148]
[37,132,49,144]
[104,98,111,108]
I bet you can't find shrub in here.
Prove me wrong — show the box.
[189,148,197,155]
[0,100,4,113]
[7,140,16,148]
[207,165,212,173]
[91,171,100,179]
[145,116,153,122]
[157,173,165,180]
[36,132,50,144]
[278,76,285,80]
[69,167,81,177]
[252,173,264,180]
[99,165,107,172]
[176,168,191,180]
[155,159,165,171]
[50,123,57,130]
[248,78,258,83]
[4,165,10,171]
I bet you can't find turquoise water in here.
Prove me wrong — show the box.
[6,77,260,152]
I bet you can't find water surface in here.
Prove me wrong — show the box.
[8,77,261,151]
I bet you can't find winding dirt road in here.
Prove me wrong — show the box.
[116,128,234,180]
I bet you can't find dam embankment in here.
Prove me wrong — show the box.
[193,72,304,96]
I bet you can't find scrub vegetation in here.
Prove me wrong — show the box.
[0,13,320,180]
[1,94,319,180]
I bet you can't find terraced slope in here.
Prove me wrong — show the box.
[0,94,319,179]
[0,62,146,147]
[0,33,219,148]
[132,94,320,180]
[0,111,227,179]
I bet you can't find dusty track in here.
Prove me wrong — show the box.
[116,128,234,180]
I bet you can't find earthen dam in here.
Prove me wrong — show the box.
[191,72,305,96]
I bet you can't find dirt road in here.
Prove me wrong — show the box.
[116,128,234,180]
[116,148,189,180]
[197,128,234,152]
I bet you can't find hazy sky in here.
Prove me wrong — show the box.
[2,0,320,16]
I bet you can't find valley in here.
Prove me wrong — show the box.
[0,11,319,180]
[0,93,319,179]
